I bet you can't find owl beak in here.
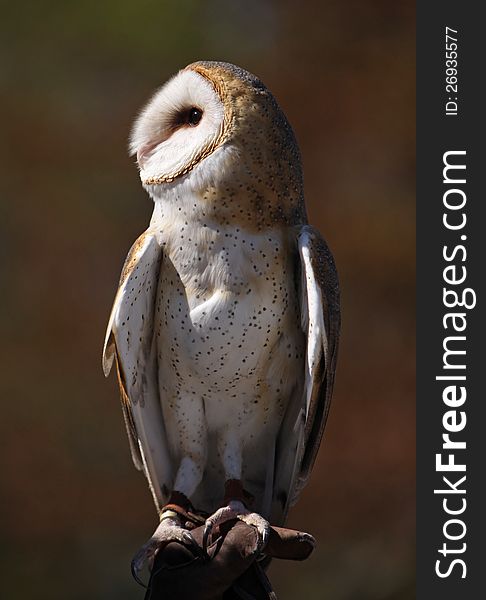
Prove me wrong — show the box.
[136,140,160,168]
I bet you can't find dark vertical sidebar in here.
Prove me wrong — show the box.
[417,2,484,597]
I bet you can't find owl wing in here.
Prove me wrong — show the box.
[296,225,340,488]
[102,229,173,510]
[273,225,340,520]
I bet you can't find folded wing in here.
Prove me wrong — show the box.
[274,225,340,519]
[102,230,173,510]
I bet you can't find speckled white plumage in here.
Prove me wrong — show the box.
[153,205,304,516]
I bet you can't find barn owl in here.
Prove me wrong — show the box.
[102,61,340,578]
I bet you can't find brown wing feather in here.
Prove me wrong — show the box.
[273,225,340,519]
[298,228,340,484]
[102,230,174,510]
[114,350,144,471]
[103,231,158,471]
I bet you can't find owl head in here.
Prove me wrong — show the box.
[129,61,304,213]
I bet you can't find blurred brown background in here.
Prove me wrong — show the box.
[0,1,415,598]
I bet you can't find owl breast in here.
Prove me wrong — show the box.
[150,198,306,511]
[153,210,305,430]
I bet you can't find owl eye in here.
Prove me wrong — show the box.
[173,107,203,128]
[187,107,203,126]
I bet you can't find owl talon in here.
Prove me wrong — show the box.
[202,520,213,554]
[237,511,271,554]
[203,500,270,557]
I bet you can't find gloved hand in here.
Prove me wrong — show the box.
[143,519,315,600]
